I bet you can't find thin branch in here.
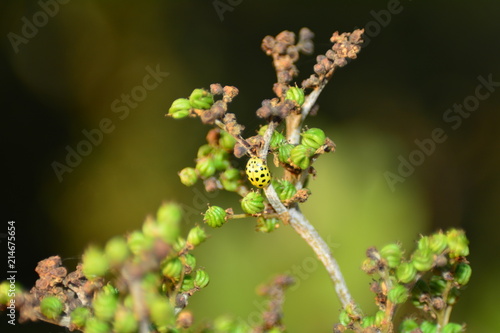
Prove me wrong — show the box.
[263,179,353,308]
[288,207,353,308]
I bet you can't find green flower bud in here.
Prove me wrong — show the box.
[338,310,350,326]
[429,232,448,254]
[187,226,206,247]
[179,167,198,186]
[219,130,236,151]
[196,157,216,178]
[301,128,326,150]
[168,98,191,119]
[194,269,210,288]
[182,253,197,273]
[127,230,154,255]
[412,248,434,272]
[274,179,297,201]
[255,217,280,233]
[450,323,467,333]
[399,319,419,333]
[285,86,305,106]
[156,202,182,243]
[290,144,314,169]
[420,320,437,333]
[446,229,469,258]
[442,323,464,333]
[82,246,109,279]
[70,307,91,328]
[174,237,187,252]
[454,263,472,286]
[374,310,385,326]
[105,236,130,267]
[429,275,446,295]
[380,243,403,268]
[171,109,190,119]
[388,284,409,304]
[397,262,417,283]
[361,316,375,328]
[212,148,230,171]
[197,144,213,158]
[162,258,183,281]
[189,88,214,109]
[241,191,265,214]
[181,275,195,292]
[269,131,286,150]
[278,143,294,164]
[114,307,138,333]
[93,292,118,321]
[102,283,118,296]
[40,296,63,319]
[203,206,227,228]
[85,317,110,333]
[418,236,431,252]
[221,168,241,192]
[150,296,174,329]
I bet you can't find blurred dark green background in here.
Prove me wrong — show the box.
[2,1,499,332]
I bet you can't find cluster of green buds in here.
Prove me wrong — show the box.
[336,229,470,333]
[263,125,331,171]
[3,203,210,333]
[167,88,214,119]
[178,128,241,192]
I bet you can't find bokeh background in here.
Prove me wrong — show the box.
[2,1,499,332]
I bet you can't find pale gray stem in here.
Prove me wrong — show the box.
[288,207,353,308]
[263,185,353,308]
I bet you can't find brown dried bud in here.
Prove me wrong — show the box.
[277,70,293,84]
[206,128,220,146]
[261,35,275,55]
[222,85,239,102]
[275,30,295,45]
[210,83,224,95]
[211,100,227,118]
[314,63,327,76]
[297,27,315,55]
[204,177,219,192]
[273,83,288,98]
[302,74,321,89]
[287,46,299,62]
[299,27,314,41]
[223,113,244,137]
[273,41,288,55]
[256,100,273,119]
[233,142,248,158]
[177,310,194,329]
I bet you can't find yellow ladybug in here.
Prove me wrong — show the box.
[246,157,271,188]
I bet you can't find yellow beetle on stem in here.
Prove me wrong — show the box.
[245,157,271,188]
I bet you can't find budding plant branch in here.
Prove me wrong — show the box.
[0,27,472,333]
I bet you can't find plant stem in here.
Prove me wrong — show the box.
[263,183,354,308]
[288,207,353,308]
